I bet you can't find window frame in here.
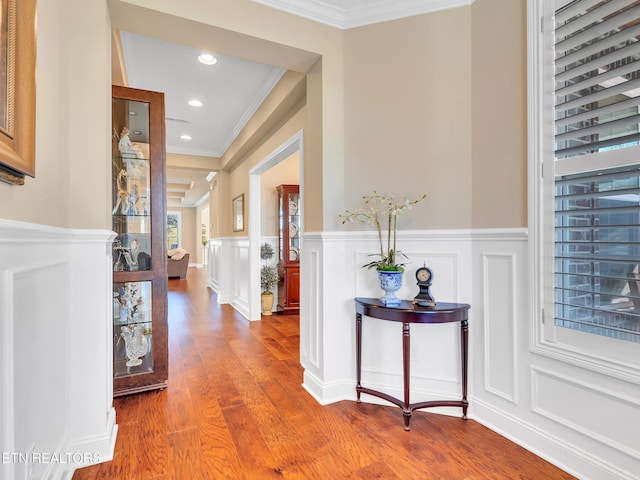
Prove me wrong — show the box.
[527,0,640,381]
[166,210,182,251]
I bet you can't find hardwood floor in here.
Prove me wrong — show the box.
[73,267,575,480]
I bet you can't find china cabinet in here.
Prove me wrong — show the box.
[276,184,300,314]
[111,85,168,396]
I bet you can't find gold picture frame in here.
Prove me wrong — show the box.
[0,0,36,185]
[232,194,244,232]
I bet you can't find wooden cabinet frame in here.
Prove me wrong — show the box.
[276,184,300,314]
[112,85,168,396]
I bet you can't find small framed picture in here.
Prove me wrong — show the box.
[232,194,244,232]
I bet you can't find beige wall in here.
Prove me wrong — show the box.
[471,0,527,228]
[208,177,219,239]
[0,0,111,229]
[209,171,228,239]
[0,0,527,233]
[304,59,325,232]
[341,1,527,230]
[223,105,306,237]
[166,152,221,171]
[343,9,473,229]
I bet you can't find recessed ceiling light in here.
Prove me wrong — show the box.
[132,130,142,135]
[180,134,192,140]
[128,111,137,115]
[188,99,203,107]
[197,53,217,65]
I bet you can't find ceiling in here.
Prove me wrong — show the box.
[121,31,285,159]
[116,0,470,207]
[119,30,285,207]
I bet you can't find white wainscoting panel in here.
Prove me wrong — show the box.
[0,219,116,480]
[303,230,473,410]
[230,239,250,318]
[532,366,640,461]
[209,238,241,308]
[9,261,69,480]
[207,240,221,292]
[471,229,640,480]
[301,245,321,369]
[299,235,324,402]
[482,253,518,404]
[208,237,270,321]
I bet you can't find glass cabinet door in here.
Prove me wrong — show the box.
[288,191,300,262]
[112,99,152,272]
[278,192,284,262]
[113,281,153,377]
[276,184,300,265]
[276,184,300,314]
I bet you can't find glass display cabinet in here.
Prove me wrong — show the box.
[276,184,300,314]
[111,85,168,396]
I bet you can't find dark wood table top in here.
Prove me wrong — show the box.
[355,297,470,324]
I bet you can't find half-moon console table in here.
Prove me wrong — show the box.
[355,297,471,431]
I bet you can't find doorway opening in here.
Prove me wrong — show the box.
[248,131,303,321]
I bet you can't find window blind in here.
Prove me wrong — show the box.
[554,0,640,343]
[555,0,640,159]
[555,165,640,342]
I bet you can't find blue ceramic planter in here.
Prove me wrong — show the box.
[377,270,403,305]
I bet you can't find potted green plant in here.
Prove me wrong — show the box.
[339,191,426,304]
[260,243,279,315]
[201,224,209,247]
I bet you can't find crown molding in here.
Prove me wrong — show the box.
[219,68,286,156]
[252,0,475,29]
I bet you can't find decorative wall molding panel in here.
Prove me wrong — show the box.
[230,239,250,319]
[300,245,321,370]
[531,366,640,462]
[207,240,221,292]
[482,253,518,404]
[0,219,117,479]
[208,237,251,319]
[299,230,474,410]
[471,229,638,480]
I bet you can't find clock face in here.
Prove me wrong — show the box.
[417,268,431,282]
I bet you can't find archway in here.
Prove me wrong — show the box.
[248,131,304,321]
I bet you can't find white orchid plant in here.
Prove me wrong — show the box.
[339,191,426,271]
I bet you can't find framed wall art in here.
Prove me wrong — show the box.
[232,194,244,232]
[0,0,37,185]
